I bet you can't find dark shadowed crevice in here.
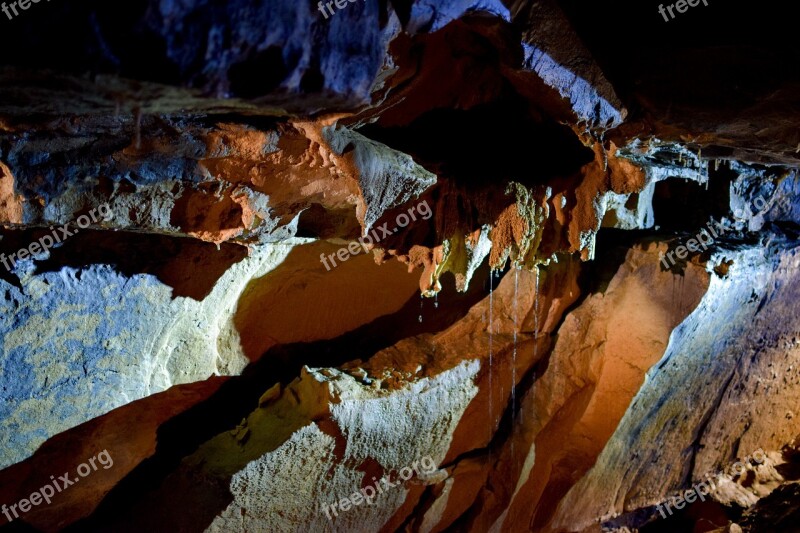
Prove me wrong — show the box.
[0,228,248,301]
[228,46,290,98]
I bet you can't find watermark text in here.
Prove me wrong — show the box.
[2,450,114,523]
[1,203,113,272]
[320,200,432,271]
[321,455,437,520]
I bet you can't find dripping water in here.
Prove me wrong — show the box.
[534,267,540,344]
[524,267,541,426]
[488,268,494,431]
[419,294,423,323]
[434,292,439,309]
[511,266,519,461]
[512,268,519,414]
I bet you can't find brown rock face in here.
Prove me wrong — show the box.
[0,379,227,532]
[483,243,709,531]
[1,1,799,532]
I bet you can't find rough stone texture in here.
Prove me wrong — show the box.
[549,241,800,531]
[0,118,435,245]
[47,247,582,532]
[0,240,300,468]
[404,0,510,34]
[0,1,400,114]
[0,378,226,532]
[511,0,626,129]
[738,439,800,530]
[463,242,709,531]
[322,125,437,232]
[82,363,479,532]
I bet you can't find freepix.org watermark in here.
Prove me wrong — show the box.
[321,455,437,520]
[320,200,432,271]
[1,0,54,22]
[316,0,364,20]
[657,0,710,22]
[1,203,113,272]
[659,193,786,270]
[656,448,766,519]
[1,450,113,523]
